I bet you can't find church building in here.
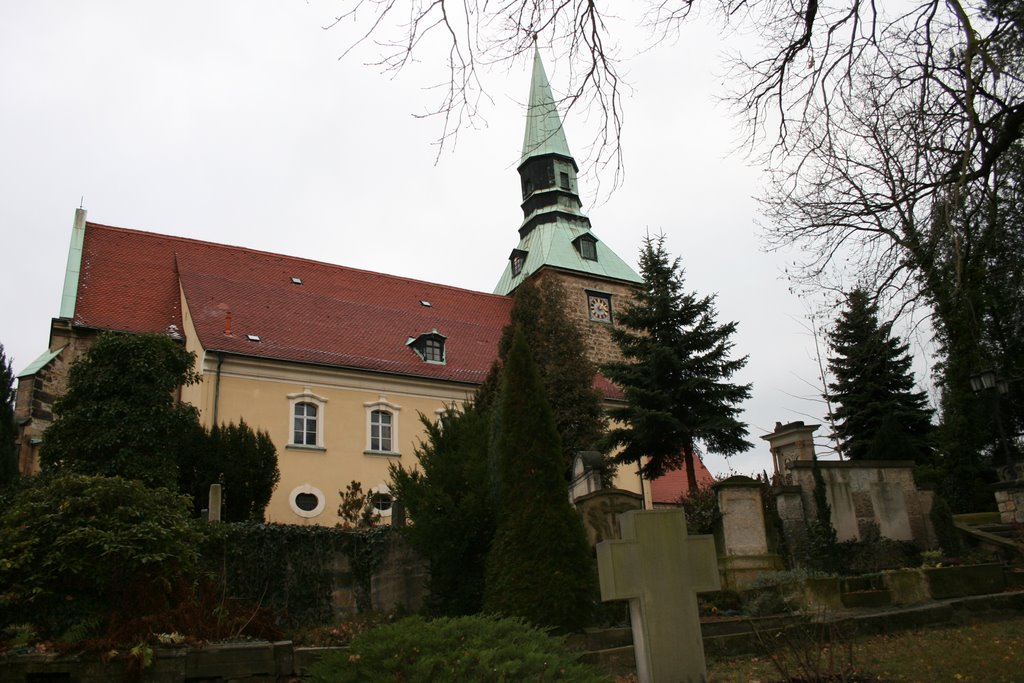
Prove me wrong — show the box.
[15,52,709,524]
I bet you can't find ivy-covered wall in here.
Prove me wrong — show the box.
[200,523,401,626]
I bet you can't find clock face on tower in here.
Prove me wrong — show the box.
[587,293,612,323]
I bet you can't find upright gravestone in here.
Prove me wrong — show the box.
[596,509,720,683]
[208,483,222,523]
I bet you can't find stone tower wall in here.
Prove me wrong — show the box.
[531,268,639,368]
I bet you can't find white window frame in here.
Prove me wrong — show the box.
[407,329,447,365]
[289,484,326,518]
[364,397,401,456]
[370,483,395,519]
[287,387,328,450]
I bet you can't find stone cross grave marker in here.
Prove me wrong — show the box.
[596,508,720,683]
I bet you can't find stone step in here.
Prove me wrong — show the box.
[565,627,632,652]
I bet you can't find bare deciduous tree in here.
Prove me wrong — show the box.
[325,2,1022,194]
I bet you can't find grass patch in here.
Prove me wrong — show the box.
[707,616,1024,682]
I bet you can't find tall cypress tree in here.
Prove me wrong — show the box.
[825,288,934,461]
[602,235,751,488]
[0,345,18,489]
[497,278,606,472]
[483,328,596,632]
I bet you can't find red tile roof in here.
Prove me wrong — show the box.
[75,223,512,385]
[650,453,716,504]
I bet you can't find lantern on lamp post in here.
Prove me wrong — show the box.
[969,368,1018,481]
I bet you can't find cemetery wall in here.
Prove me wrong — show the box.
[788,460,935,546]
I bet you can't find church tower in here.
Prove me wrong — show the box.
[495,50,643,365]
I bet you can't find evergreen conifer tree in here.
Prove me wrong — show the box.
[825,289,934,461]
[482,329,597,632]
[179,419,280,521]
[497,278,606,472]
[602,235,751,489]
[41,332,201,487]
[389,402,496,616]
[0,345,17,489]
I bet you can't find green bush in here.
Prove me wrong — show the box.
[308,615,605,683]
[0,474,202,640]
[836,525,921,574]
[929,495,962,557]
[679,485,720,535]
[743,589,789,617]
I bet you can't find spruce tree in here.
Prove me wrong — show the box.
[0,345,17,489]
[602,235,751,488]
[483,329,597,632]
[825,289,934,462]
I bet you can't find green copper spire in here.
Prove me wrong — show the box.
[496,50,642,296]
[521,49,573,164]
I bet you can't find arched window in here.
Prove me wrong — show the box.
[287,387,328,449]
[364,397,401,456]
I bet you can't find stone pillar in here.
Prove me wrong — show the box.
[773,485,807,564]
[713,476,784,590]
[760,421,820,483]
[993,481,1024,524]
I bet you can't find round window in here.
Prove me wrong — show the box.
[289,484,326,518]
[371,492,393,513]
[295,492,319,512]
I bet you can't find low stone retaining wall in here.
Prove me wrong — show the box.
[783,563,1010,611]
[5,589,1023,682]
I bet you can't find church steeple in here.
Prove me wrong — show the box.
[517,50,589,238]
[494,50,642,297]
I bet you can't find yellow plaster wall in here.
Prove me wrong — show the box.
[194,354,476,526]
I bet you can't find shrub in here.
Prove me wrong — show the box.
[679,485,720,535]
[0,474,203,640]
[929,495,962,557]
[308,615,605,683]
[836,524,921,574]
[743,589,789,617]
[390,403,496,617]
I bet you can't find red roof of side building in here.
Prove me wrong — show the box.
[74,223,513,385]
[650,453,716,504]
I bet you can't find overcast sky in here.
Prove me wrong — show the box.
[0,2,863,477]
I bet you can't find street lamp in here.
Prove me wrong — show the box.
[969,368,1018,481]
[968,368,997,393]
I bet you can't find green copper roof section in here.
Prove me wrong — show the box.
[59,208,87,319]
[17,346,64,378]
[494,219,643,295]
[521,50,573,165]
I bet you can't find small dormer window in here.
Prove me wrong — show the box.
[408,331,446,364]
[509,249,528,277]
[573,234,599,261]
